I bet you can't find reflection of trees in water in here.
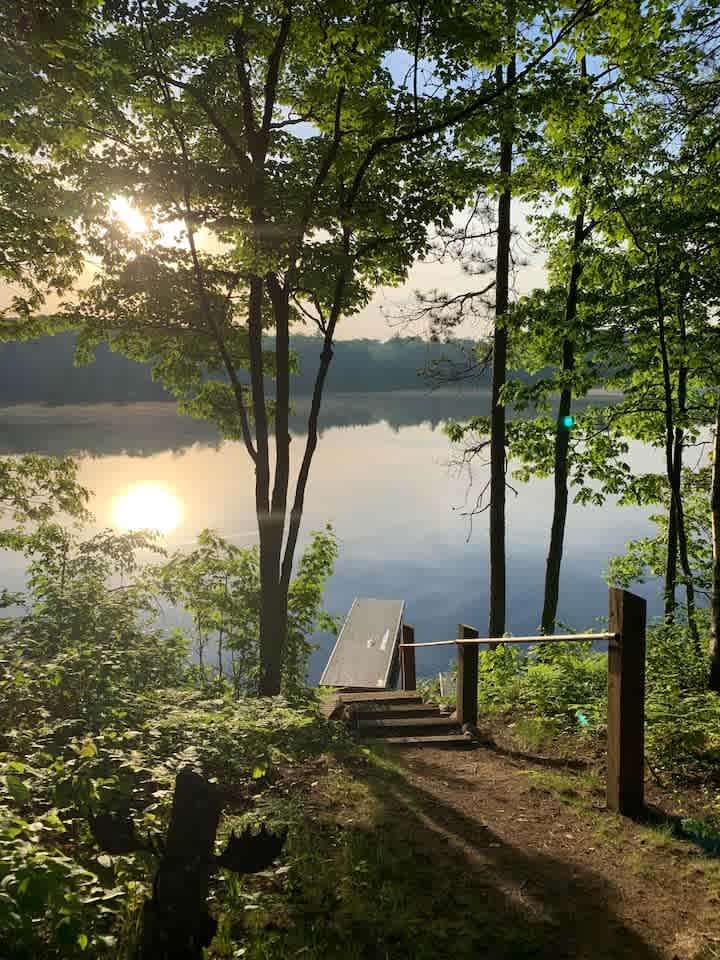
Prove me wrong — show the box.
[0,391,490,457]
[306,390,493,435]
[0,405,222,457]
[0,390,616,457]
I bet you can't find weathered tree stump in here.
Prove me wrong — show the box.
[88,766,287,960]
[138,768,222,959]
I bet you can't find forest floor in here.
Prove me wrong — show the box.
[214,717,720,960]
[378,737,719,960]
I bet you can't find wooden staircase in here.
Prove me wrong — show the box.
[333,691,475,748]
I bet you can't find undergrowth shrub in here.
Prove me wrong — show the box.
[420,622,720,788]
[514,642,608,727]
[644,619,720,783]
[0,691,343,959]
[0,461,344,958]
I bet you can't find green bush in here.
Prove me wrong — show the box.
[520,642,608,728]
[458,622,720,786]
[644,619,720,782]
[149,524,339,700]
[0,457,344,957]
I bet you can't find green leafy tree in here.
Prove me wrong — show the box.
[0,3,94,321]
[0,455,89,532]
[591,150,720,649]
[509,27,719,641]
[151,525,338,698]
[438,1,720,646]
[605,467,712,605]
[2,0,602,693]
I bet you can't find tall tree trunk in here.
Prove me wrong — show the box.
[672,272,699,650]
[258,521,287,697]
[280,244,351,597]
[245,276,282,696]
[710,392,720,692]
[488,55,515,643]
[654,269,680,624]
[541,339,575,635]
[256,277,293,696]
[664,496,678,620]
[540,56,588,637]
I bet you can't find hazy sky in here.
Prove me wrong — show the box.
[344,240,547,342]
[2,201,547,342]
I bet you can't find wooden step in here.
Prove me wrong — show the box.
[335,691,423,704]
[352,703,442,720]
[359,716,460,737]
[379,733,475,747]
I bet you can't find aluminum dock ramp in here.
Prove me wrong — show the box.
[319,597,405,690]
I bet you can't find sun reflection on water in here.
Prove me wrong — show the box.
[111,484,183,534]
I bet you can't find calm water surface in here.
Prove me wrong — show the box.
[0,391,671,681]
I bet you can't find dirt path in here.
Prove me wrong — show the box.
[372,744,719,960]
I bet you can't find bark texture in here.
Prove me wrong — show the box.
[540,217,585,633]
[709,393,720,692]
[138,769,222,960]
[540,55,588,637]
[488,56,515,643]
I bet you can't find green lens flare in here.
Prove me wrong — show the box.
[562,415,574,428]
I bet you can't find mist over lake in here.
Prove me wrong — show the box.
[0,389,664,682]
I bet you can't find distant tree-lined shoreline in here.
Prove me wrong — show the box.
[0,333,504,405]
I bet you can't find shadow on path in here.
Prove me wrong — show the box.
[346,748,662,960]
[473,733,588,771]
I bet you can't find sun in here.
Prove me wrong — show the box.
[109,194,191,247]
[110,195,148,235]
[112,484,183,534]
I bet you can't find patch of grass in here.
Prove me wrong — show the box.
[591,817,617,844]
[522,769,619,844]
[523,768,582,802]
[578,769,605,796]
[640,821,679,851]
[208,754,558,959]
[510,716,565,752]
[625,851,658,881]
[701,858,720,888]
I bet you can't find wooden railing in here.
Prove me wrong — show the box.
[398,588,647,817]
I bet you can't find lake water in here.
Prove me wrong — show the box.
[0,390,671,682]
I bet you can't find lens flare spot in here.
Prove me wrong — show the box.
[112,484,183,534]
[110,195,147,235]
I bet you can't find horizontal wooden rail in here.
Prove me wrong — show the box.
[398,640,458,648]
[399,632,617,649]
[395,589,646,818]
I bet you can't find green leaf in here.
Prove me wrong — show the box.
[5,774,31,806]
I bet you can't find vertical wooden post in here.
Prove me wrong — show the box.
[607,588,646,816]
[456,623,479,726]
[400,624,416,691]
